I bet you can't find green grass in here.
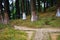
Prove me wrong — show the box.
[0,24,27,40]
[10,19,45,28]
[48,18,60,27]
[0,23,11,29]
[8,12,60,28]
[57,35,60,40]
[10,16,60,28]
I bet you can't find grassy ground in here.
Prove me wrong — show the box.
[10,12,60,28]
[0,11,60,40]
[0,24,27,40]
[49,32,60,40]
[57,35,60,40]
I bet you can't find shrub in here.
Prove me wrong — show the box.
[46,6,57,12]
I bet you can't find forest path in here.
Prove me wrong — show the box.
[14,26,60,40]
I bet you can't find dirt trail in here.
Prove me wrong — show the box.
[14,26,60,40]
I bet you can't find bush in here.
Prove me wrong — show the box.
[45,17,56,25]
[46,6,57,12]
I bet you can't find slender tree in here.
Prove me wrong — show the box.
[22,0,24,12]
[22,0,26,20]
[44,0,46,12]
[56,0,60,17]
[15,0,20,19]
[4,0,9,24]
[0,0,3,23]
[50,0,53,7]
[57,0,60,9]
[30,0,37,21]
[38,0,40,12]
[26,0,30,15]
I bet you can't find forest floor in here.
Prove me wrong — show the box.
[0,11,60,40]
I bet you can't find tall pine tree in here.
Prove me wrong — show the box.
[0,0,3,23]
[30,0,37,21]
[4,0,9,24]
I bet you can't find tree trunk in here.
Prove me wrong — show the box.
[30,0,37,22]
[4,0,9,24]
[51,0,53,7]
[56,0,60,17]
[44,0,46,12]
[57,0,60,9]
[38,0,40,12]
[0,0,3,23]
[15,0,20,19]
[26,0,30,15]
[22,0,26,20]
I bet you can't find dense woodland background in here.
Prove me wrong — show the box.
[0,0,60,24]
